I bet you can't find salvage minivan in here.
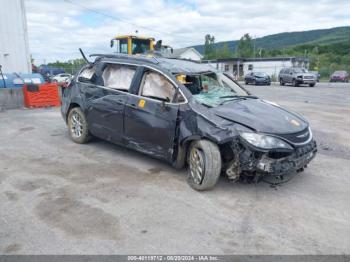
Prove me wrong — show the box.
[61,54,317,190]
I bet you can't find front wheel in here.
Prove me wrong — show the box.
[292,79,298,87]
[67,107,91,144]
[280,78,285,86]
[309,83,315,87]
[187,140,222,191]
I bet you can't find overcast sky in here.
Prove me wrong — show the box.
[25,0,350,64]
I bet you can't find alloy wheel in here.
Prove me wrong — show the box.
[70,112,83,138]
[189,147,205,185]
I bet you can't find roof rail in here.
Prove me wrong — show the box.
[89,53,159,64]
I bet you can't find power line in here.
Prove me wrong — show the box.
[63,0,179,38]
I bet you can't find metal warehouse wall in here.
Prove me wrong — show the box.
[0,0,31,74]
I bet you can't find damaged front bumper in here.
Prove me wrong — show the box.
[255,140,317,175]
[226,139,317,181]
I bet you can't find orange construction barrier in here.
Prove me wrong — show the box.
[23,83,61,108]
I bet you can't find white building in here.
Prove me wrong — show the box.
[168,48,203,61]
[207,57,309,78]
[0,0,31,74]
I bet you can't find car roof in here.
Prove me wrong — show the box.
[91,53,215,74]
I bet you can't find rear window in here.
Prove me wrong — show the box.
[102,64,136,91]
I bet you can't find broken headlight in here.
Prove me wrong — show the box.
[239,132,293,150]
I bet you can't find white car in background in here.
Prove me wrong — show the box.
[52,73,72,83]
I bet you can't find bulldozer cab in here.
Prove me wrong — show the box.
[110,35,154,55]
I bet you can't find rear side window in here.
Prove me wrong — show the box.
[102,64,136,91]
[139,71,176,102]
[78,66,96,83]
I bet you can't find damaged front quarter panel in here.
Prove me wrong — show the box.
[175,98,317,184]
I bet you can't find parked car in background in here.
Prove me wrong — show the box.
[52,73,72,83]
[309,71,320,82]
[279,68,316,87]
[244,72,271,85]
[330,71,349,82]
[61,54,317,191]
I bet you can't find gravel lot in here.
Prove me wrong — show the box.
[0,82,350,255]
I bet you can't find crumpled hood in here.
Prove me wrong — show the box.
[210,98,308,134]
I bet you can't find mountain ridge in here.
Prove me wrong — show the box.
[191,26,350,54]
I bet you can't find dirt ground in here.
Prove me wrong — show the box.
[0,83,349,254]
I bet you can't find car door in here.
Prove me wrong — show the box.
[249,72,255,83]
[123,68,184,161]
[283,68,290,83]
[84,63,137,143]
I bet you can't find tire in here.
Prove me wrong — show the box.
[280,78,285,86]
[309,83,315,87]
[245,80,248,85]
[292,79,298,87]
[67,107,91,144]
[187,140,222,191]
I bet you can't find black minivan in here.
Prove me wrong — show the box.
[61,54,317,190]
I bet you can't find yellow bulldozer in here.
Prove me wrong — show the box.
[110,35,173,55]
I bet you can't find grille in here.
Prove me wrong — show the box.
[303,76,314,79]
[278,128,311,145]
[295,140,316,157]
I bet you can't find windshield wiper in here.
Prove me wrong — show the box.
[217,95,258,106]
[219,95,258,99]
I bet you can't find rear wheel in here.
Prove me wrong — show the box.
[67,107,91,144]
[187,140,222,191]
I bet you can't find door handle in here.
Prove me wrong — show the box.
[103,97,124,104]
[127,103,137,109]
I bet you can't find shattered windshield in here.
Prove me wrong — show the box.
[180,72,248,107]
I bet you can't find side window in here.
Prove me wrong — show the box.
[139,71,176,102]
[78,66,96,83]
[102,64,136,91]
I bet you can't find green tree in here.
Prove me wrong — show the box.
[236,34,253,58]
[46,58,86,74]
[216,43,232,59]
[204,34,216,59]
